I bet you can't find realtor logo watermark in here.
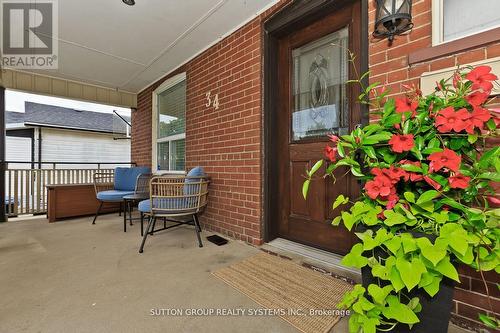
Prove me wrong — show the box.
[1,0,58,69]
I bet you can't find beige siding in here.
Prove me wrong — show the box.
[0,69,137,108]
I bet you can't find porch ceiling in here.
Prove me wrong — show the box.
[8,0,278,94]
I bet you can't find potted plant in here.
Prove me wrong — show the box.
[303,62,499,332]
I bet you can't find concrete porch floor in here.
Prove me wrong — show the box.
[0,214,470,333]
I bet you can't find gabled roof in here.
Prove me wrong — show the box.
[8,102,130,134]
[5,111,25,125]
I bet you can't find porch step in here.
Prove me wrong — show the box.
[261,238,361,284]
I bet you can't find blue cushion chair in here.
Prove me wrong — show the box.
[138,166,209,253]
[92,166,151,225]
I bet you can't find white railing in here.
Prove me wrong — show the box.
[4,162,133,217]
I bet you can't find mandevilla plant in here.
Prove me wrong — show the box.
[303,63,500,332]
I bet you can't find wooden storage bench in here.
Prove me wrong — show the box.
[47,183,120,222]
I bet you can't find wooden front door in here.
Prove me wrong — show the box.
[273,2,362,255]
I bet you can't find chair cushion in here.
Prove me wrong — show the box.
[97,190,134,202]
[114,167,151,191]
[138,198,191,214]
[184,166,206,196]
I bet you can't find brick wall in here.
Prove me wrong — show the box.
[368,0,500,331]
[132,3,287,246]
[132,0,498,330]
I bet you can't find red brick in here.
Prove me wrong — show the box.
[456,48,486,65]
[429,56,456,71]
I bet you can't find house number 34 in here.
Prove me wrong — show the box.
[205,91,220,110]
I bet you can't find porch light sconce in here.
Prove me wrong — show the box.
[373,0,413,43]
[122,0,135,5]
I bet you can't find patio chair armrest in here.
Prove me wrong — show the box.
[93,172,115,195]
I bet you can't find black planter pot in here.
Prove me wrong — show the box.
[358,227,455,333]
[362,266,455,333]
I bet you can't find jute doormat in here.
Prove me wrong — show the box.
[212,252,353,333]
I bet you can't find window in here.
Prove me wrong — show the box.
[152,73,186,173]
[432,0,500,45]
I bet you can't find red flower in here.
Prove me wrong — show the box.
[487,196,500,207]
[448,173,471,189]
[371,166,407,184]
[466,91,489,106]
[399,159,423,182]
[465,65,498,92]
[328,134,340,143]
[395,97,418,117]
[324,145,337,162]
[389,134,414,153]
[435,107,470,133]
[423,176,441,190]
[380,192,399,209]
[470,107,491,129]
[428,149,461,173]
[365,178,392,200]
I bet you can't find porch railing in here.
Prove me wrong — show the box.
[4,161,134,217]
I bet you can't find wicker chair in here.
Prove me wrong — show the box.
[92,167,151,225]
[138,167,209,253]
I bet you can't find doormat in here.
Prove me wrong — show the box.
[212,252,353,333]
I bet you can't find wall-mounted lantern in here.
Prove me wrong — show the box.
[373,0,413,43]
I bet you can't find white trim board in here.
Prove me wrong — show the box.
[265,238,360,277]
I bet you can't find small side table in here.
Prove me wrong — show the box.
[122,193,149,233]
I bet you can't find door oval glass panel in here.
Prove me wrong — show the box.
[292,27,349,141]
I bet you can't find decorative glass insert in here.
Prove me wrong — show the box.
[292,27,349,141]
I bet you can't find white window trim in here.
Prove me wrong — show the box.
[432,0,500,46]
[152,72,187,174]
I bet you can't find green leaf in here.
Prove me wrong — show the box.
[351,167,365,177]
[416,190,438,212]
[385,237,402,255]
[368,284,393,305]
[302,179,310,200]
[341,211,355,231]
[362,146,377,159]
[423,275,442,297]
[390,266,405,292]
[422,148,443,154]
[309,159,323,176]
[401,234,418,253]
[420,243,447,266]
[467,134,478,144]
[479,314,499,329]
[404,192,416,203]
[332,195,349,210]
[383,210,407,226]
[478,172,500,182]
[478,147,499,168]
[341,244,368,268]
[435,257,460,282]
[486,118,496,131]
[384,113,402,127]
[331,216,342,226]
[417,190,439,205]
[383,295,420,324]
[396,257,426,291]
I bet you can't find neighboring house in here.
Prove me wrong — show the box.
[6,102,131,169]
